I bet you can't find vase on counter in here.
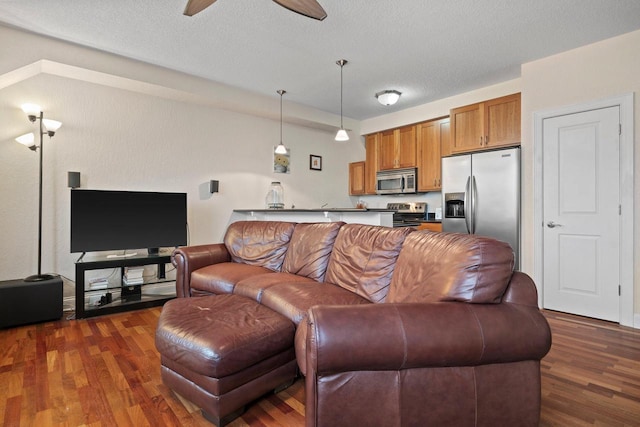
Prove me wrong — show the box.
[265,182,284,209]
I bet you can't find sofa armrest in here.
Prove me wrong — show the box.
[306,302,551,375]
[172,244,231,297]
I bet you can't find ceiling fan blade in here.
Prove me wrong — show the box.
[272,0,327,21]
[184,0,218,16]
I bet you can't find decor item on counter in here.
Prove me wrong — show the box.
[15,103,62,282]
[355,200,367,209]
[310,154,322,171]
[375,89,402,106]
[265,181,284,209]
[275,89,287,155]
[273,146,290,173]
[184,0,327,20]
[334,59,349,142]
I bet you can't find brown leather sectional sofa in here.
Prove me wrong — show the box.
[158,220,551,426]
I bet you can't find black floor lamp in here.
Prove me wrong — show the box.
[15,103,62,282]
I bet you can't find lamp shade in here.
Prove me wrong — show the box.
[16,132,35,147]
[375,90,402,106]
[21,103,41,117]
[275,144,287,154]
[335,129,349,141]
[43,119,62,133]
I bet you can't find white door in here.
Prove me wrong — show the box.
[542,106,620,322]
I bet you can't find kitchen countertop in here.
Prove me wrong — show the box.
[233,208,395,213]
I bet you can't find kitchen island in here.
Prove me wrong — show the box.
[231,208,394,227]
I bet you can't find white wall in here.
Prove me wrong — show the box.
[0,27,364,282]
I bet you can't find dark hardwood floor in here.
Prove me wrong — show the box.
[1,307,639,426]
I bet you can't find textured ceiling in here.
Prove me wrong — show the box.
[1,0,640,120]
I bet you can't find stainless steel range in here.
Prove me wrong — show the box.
[387,202,426,227]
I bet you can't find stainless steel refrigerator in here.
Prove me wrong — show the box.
[441,147,520,269]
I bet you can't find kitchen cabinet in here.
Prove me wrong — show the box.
[349,161,365,195]
[417,117,449,191]
[417,222,442,232]
[364,133,378,194]
[450,93,520,154]
[378,125,417,170]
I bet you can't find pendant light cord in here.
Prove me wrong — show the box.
[277,89,286,144]
[280,91,283,143]
[336,59,348,130]
[340,63,343,128]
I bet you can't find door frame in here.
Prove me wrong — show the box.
[533,93,635,327]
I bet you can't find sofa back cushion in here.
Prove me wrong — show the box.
[282,222,345,282]
[324,224,413,303]
[387,231,515,304]
[224,221,296,271]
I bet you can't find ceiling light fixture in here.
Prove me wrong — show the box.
[275,89,288,154]
[375,90,402,106]
[15,103,62,282]
[335,59,349,142]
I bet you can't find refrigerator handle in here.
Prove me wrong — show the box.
[471,176,478,234]
[464,176,471,234]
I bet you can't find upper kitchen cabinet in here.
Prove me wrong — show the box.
[417,117,449,192]
[378,125,417,170]
[364,133,379,195]
[450,93,521,154]
[349,161,366,195]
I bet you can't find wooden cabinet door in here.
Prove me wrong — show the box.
[378,129,396,170]
[397,125,417,168]
[450,102,484,154]
[364,133,378,194]
[485,93,521,148]
[349,161,365,195]
[417,118,446,192]
[440,118,451,158]
[417,222,442,232]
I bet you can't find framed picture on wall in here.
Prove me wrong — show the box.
[274,147,290,174]
[310,155,322,171]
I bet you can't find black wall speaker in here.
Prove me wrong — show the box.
[68,171,80,188]
[209,180,219,194]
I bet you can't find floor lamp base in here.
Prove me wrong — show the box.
[24,273,58,282]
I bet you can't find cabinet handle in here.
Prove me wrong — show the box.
[479,136,483,146]
[485,136,488,145]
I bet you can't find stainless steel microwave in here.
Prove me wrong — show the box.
[376,168,417,194]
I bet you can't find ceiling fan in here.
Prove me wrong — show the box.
[184,0,327,20]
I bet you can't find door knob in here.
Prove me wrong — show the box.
[546,221,563,228]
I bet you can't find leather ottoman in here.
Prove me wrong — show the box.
[155,294,297,426]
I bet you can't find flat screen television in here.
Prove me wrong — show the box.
[71,189,187,254]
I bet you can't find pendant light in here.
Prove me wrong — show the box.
[335,59,349,142]
[275,89,287,154]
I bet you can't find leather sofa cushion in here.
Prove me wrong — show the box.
[224,221,296,271]
[282,222,344,282]
[190,263,273,295]
[260,281,370,325]
[155,294,294,378]
[324,224,413,303]
[388,231,514,304]
[234,272,316,302]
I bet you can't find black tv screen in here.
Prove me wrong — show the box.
[71,189,187,253]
